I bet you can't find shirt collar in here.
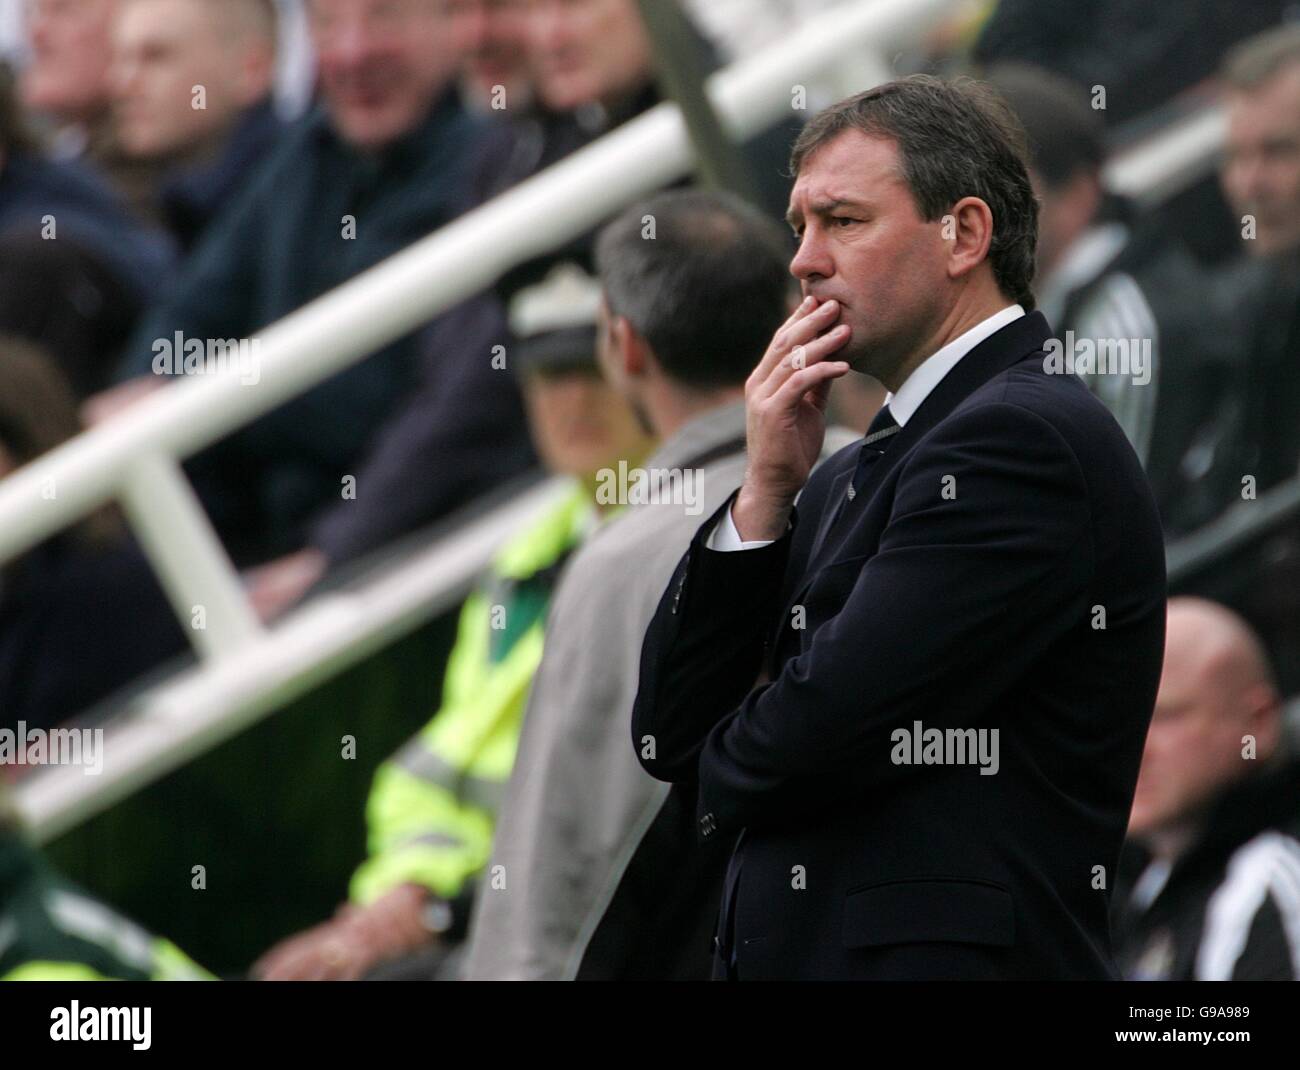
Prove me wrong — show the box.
[884,304,1026,427]
[1036,222,1129,325]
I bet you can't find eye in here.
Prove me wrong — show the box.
[832,215,859,228]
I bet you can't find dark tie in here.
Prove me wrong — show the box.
[813,405,900,559]
[846,404,900,502]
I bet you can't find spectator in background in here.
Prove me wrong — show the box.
[464,190,856,980]
[18,0,163,218]
[0,233,140,397]
[1113,597,1300,981]
[0,337,186,731]
[89,0,499,566]
[0,780,212,979]
[109,0,283,250]
[0,59,172,377]
[1193,26,1300,697]
[482,0,801,300]
[245,0,793,609]
[1216,26,1300,491]
[987,64,1242,538]
[245,291,537,620]
[449,0,534,114]
[252,270,654,981]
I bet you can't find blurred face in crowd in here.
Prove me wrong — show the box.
[1222,61,1300,257]
[446,0,532,110]
[111,0,275,160]
[21,0,118,123]
[1128,602,1281,843]
[521,366,652,480]
[308,0,467,152]
[527,0,653,113]
[1030,167,1101,281]
[787,130,961,384]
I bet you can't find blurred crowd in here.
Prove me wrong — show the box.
[0,0,1298,981]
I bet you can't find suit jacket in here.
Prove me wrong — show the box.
[631,311,1168,980]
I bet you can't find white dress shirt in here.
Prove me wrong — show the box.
[708,303,1026,550]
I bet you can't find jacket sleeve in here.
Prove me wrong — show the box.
[308,295,537,564]
[631,491,799,784]
[693,403,1095,839]
[115,153,273,382]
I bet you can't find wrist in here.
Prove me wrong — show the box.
[733,484,793,542]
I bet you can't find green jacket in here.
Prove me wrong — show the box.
[0,831,212,981]
[349,482,597,921]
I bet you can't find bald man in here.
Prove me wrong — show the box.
[1113,597,1300,980]
[109,0,281,245]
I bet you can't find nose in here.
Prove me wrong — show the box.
[323,15,374,69]
[789,225,832,284]
[530,1,565,51]
[461,6,489,50]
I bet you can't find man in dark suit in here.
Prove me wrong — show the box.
[631,75,1168,980]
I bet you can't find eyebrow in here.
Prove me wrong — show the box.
[785,198,870,229]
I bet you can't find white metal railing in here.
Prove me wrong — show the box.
[8,0,963,837]
[0,0,959,638]
[7,0,1228,838]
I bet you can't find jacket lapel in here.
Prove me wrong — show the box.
[786,311,1055,611]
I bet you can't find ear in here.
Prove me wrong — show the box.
[234,44,276,108]
[612,315,649,379]
[944,195,995,283]
[1243,683,1284,756]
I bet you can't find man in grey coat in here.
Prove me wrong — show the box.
[463,190,855,979]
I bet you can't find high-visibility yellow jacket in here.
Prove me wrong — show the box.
[0,831,212,981]
[349,483,596,915]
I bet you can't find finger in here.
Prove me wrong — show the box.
[755,322,851,402]
[768,360,850,414]
[749,295,822,386]
[752,303,845,399]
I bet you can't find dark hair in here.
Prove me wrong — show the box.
[983,64,1105,189]
[0,336,118,550]
[595,188,796,389]
[789,74,1038,311]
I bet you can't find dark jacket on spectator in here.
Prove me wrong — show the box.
[306,294,536,565]
[157,97,284,252]
[0,149,174,304]
[0,538,186,732]
[1051,219,1244,538]
[1178,255,1300,697]
[0,233,142,398]
[118,88,493,561]
[1113,755,1300,980]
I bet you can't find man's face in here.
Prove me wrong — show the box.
[1222,63,1300,257]
[521,366,651,479]
[111,0,265,159]
[527,0,652,113]
[1128,627,1260,840]
[308,0,465,152]
[446,0,531,109]
[787,130,952,382]
[21,0,118,122]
